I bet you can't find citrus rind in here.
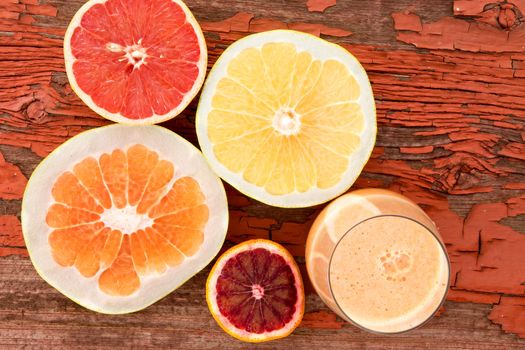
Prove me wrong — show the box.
[22,124,228,314]
[196,30,376,208]
[206,239,305,342]
[64,0,208,125]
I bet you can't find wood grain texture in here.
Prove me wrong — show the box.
[0,0,525,348]
[0,257,524,349]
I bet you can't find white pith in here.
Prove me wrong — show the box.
[207,240,304,342]
[100,205,153,235]
[272,107,301,136]
[22,125,229,314]
[63,0,208,125]
[251,284,264,300]
[196,30,377,208]
[105,38,150,70]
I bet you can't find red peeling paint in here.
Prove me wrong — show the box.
[399,145,434,154]
[454,199,525,295]
[306,0,337,13]
[273,220,314,257]
[499,142,525,161]
[504,183,525,190]
[489,297,525,338]
[453,0,486,15]
[392,11,422,32]
[224,185,251,208]
[392,1,525,52]
[288,22,351,37]
[19,14,35,24]
[20,0,40,5]
[3,0,525,339]
[202,12,351,39]
[0,216,27,257]
[249,18,288,32]
[448,289,501,304]
[0,10,19,20]
[25,4,57,17]
[301,310,344,329]
[443,140,495,159]
[227,211,275,243]
[493,121,522,130]
[201,12,254,33]
[0,151,27,200]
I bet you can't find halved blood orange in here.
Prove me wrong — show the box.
[64,0,207,124]
[206,239,305,342]
[22,125,228,314]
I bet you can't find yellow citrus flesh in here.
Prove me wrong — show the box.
[197,30,376,208]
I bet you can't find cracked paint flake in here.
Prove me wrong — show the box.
[2,0,525,340]
[0,216,27,257]
[392,1,525,52]
[0,151,27,200]
[306,0,337,13]
[201,12,351,39]
[489,297,525,338]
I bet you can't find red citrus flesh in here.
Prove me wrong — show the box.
[216,248,298,333]
[207,240,304,342]
[67,0,205,122]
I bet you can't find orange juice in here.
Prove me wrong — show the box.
[306,189,449,333]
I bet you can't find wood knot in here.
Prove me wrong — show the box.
[435,162,482,194]
[25,100,48,124]
[498,4,519,30]
[477,2,523,31]
[51,72,73,97]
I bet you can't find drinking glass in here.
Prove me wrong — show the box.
[305,188,450,334]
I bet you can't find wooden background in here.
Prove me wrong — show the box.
[1,0,525,348]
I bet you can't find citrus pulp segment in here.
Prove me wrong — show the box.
[22,125,228,314]
[196,30,376,208]
[64,0,207,124]
[206,239,304,342]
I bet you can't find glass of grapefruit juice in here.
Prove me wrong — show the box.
[306,189,450,334]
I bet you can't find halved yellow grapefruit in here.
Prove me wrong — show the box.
[64,0,207,124]
[196,30,376,208]
[206,239,304,342]
[22,125,228,314]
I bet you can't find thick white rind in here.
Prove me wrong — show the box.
[63,0,208,125]
[196,30,377,208]
[21,125,229,314]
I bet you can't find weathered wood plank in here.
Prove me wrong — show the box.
[0,257,524,349]
[0,0,525,347]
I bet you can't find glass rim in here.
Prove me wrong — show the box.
[327,214,451,335]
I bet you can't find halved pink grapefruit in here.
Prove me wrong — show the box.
[206,239,305,342]
[64,0,207,124]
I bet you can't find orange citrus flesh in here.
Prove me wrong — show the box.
[45,144,209,296]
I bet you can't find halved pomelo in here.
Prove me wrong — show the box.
[196,30,376,208]
[22,125,228,314]
[206,239,304,342]
[64,0,207,124]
